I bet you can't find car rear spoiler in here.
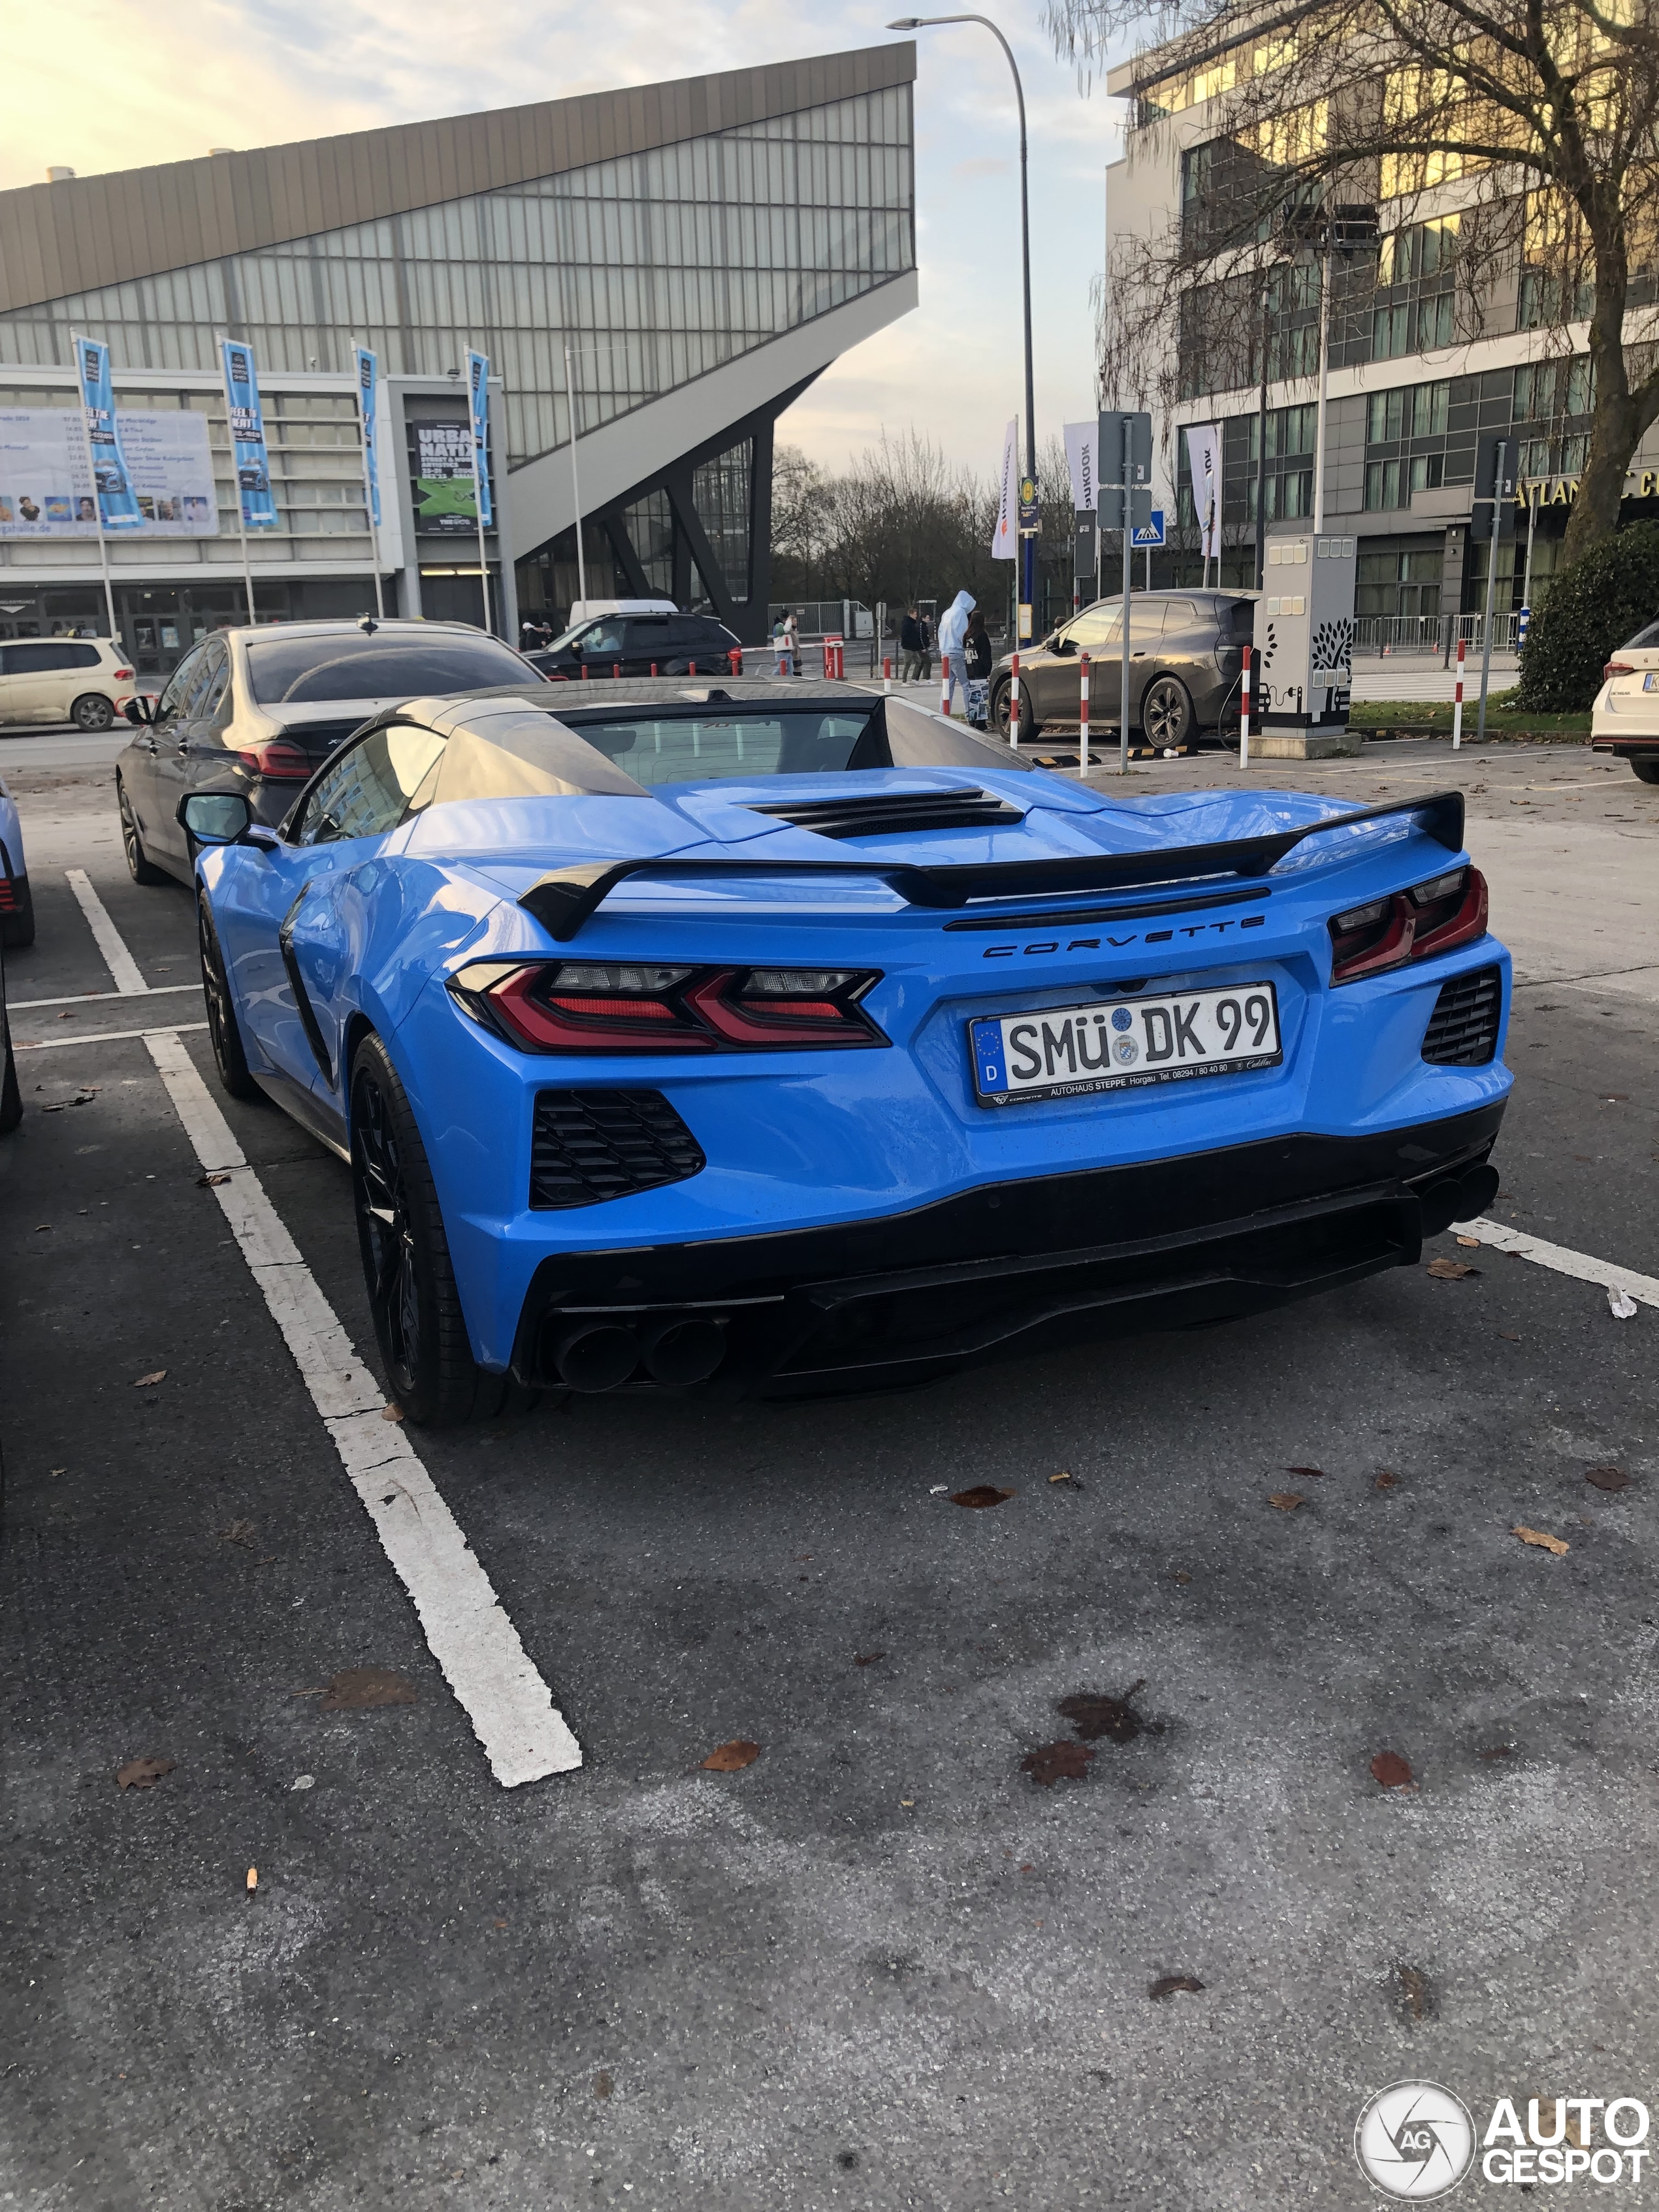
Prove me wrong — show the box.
[516,790,1465,942]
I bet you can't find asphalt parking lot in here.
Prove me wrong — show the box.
[3,733,1657,2209]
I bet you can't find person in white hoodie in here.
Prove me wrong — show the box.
[936,589,975,717]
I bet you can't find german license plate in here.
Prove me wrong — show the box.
[969,982,1282,1106]
[1643,672,1658,690]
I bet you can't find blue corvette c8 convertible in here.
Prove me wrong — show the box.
[176,681,1510,1424]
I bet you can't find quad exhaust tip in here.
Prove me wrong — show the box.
[549,1313,728,1392]
[1417,1162,1500,1240]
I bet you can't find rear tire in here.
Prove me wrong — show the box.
[1631,758,1659,783]
[1,879,33,950]
[349,1032,528,1426]
[71,692,115,732]
[991,679,1037,744]
[1141,675,1195,753]
[118,778,167,886]
[198,897,259,1100]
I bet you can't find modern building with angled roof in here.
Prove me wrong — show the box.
[0,44,917,674]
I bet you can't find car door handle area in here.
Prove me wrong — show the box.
[279,888,335,1085]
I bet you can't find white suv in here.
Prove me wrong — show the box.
[0,637,137,731]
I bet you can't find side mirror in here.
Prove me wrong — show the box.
[179,791,254,844]
[1050,633,1075,656]
[122,696,155,726]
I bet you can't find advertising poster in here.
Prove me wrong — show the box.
[0,408,217,539]
[467,349,493,527]
[221,339,280,529]
[1063,419,1097,514]
[355,345,381,528]
[413,420,480,532]
[73,335,143,530]
[1184,421,1223,562]
[990,417,1018,559]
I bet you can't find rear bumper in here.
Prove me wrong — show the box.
[509,1100,1505,1396]
[1590,732,1659,756]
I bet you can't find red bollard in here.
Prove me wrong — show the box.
[940,654,952,716]
[1008,652,1021,748]
[613,662,620,679]
[689,661,697,677]
[651,662,658,677]
[1078,650,1090,777]
[882,654,892,694]
[1240,645,1253,767]
[728,647,743,677]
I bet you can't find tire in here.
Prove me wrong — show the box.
[1631,758,1659,784]
[1141,675,1195,753]
[198,897,259,1100]
[71,692,115,732]
[991,679,1037,745]
[349,1032,525,1426]
[118,777,167,886]
[1,878,33,950]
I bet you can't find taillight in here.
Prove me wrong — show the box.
[113,667,134,680]
[234,737,313,780]
[1329,866,1488,983]
[447,960,886,1052]
[1604,661,1635,679]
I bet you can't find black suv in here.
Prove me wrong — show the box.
[989,590,1255,754]
[530,610,741,681]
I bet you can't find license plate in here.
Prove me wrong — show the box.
[1643,673,1658,690]
[969,982,1282,1106]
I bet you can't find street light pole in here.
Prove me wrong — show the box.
[563,342,588,614]
[890,14,1036,640]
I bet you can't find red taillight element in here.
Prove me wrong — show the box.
[113,667,134,680]
[1604,661,1635,679]
[0,878,15,912]
[447,960,886,1053]
[234,737,312,780]
[1329,866,1488,984]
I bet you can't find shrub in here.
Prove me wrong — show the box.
[1517,520,1659,711]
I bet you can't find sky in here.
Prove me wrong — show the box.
[0,0,1129,487]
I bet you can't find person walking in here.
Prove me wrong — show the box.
[781,607,799,677]
[937,590,976,718]
[918,607,934,682]
[963,605,993,728]
[771,612,790,677]
[899,604,925,684]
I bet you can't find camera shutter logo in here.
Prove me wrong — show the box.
[1355,2081,1475,2199]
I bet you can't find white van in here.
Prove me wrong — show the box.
[0,637,137,730]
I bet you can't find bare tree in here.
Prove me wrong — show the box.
[770,432,1006,615]
[1046,0,1659,560]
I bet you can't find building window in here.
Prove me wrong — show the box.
[1415,293,1456,349]
[691,439,753,605]
[1357,542,1444,618]
[1366,460,1404,509]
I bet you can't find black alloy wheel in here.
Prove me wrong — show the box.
[349,1033,525,1426]
[71,692,116,731]
[118,777,167,885]
[990,679,1036,745]
[1141,675,1195,754]
[198,898,258,1099]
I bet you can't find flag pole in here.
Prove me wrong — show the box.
[216,330,257,626]
[70,330,119,646]
[356,344,384,619]
[468,347,493,637]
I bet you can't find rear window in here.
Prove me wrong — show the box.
[1,639,101,673]
[1223,600,1256,639]
[568,708,874,787]
[1622,619,1659,649]
[246,630,534,705]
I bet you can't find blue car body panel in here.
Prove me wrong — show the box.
[197,736,1511,1386]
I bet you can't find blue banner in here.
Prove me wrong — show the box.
[467,349,493,528]
[220,338,280,530]
[354,345,381,529]
[73,335,143,531]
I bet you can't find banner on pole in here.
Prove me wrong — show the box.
[467,350,494,528]
[991,417,1019,559]
[1062,420,1096,515]
[355,345,381,528]
[221,340,280,529]
[1184,423,1223,562]
[72,336,142,531]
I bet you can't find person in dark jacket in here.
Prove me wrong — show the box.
[899,606,925,684]
[963,607,994,727]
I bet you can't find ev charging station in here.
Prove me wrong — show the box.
[1251,533,1360,757]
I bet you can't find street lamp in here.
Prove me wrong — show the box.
[889,13,1037,642]
[1280,199,1378,535]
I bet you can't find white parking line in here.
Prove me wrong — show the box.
[18,1024,208,1050]
[1453,1216,1659,1309]
[13,983,199,1010]
[65,866,149,993]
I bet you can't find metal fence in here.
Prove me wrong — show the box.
[1352,613,1522,660]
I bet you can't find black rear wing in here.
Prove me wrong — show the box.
[517,790,1465,942]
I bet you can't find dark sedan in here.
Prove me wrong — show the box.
[989,590,1255,754]
[528,609,741,681]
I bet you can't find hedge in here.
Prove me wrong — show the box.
[1517,519,1659,711]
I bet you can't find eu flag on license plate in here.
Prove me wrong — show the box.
[971,1018,1006,1095]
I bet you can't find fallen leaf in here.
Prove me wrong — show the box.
[1426,1257,1479,1280]
[1585,1465,1632,1493]
[1058,1681,1146,1744]
[318,1667,417,1709]
[1170,1569,1191,1584]
[1478,1744,1513,1759]
[1513,1525,1570,1556]
[116,1756,176,1790]
[197,1172,231,1188]
[1375,1471,1399,1490]
[133,1370,167,1388]
[854,1652,886,1667]
[34,1224,51,1233]
[702,1739,760,1771]
[246,1867,258,1893]
[219,1518,255,1546]
[950,1485,1015,1509]
[1608,1287,1639,1320]
[1148,1974,1204,2000]
[1267,1492,1304,1511]
[1394,1964,1433,2022]
[1603,1094,1629,1102]
[594,2070,613,2100]
[1285,1464,1326,1479]
[1370,1751,1415,1789]
[1498,1331,1521,1341]
[1048,1470,1072,1483]
[381,1403,405,1423]
[1020,1740,1095,1787]
[1455,1234,1481,1249]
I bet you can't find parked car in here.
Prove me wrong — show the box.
[180,682,1507,1425]
[0,773,32,948]
[528,609,741,681]
[114,617,547,888]
[988,590,1255,754]
[0,636,137,731]
[1590,618,1659,780]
